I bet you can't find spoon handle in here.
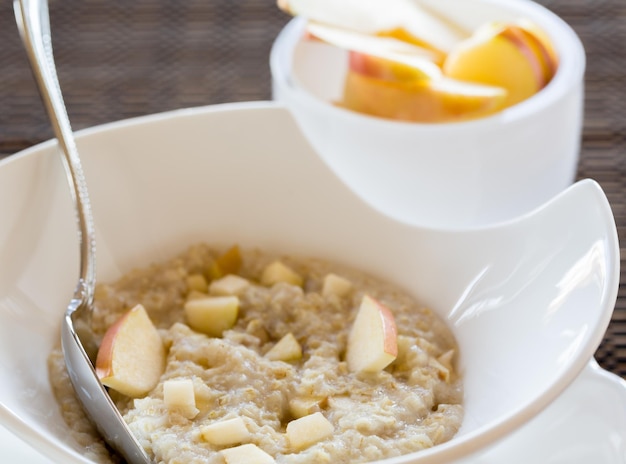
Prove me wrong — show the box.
[14,0,96,304]
[14,1,151,462]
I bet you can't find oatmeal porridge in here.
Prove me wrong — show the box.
[49,244,463,463]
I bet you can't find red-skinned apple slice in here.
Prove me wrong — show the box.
[342,53,507,123]
[346,295,398,373]
[443,22,557,108]
[95,304,165,397]
[278,0,467,55]
[515,21,559,84]
[306,22,441,80]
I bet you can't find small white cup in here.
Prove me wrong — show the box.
[271,0,586,228]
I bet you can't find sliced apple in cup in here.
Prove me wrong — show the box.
[299,15,508,122]
[306,21,441,79]
[443,21,558,108]
[95,304,166,397]
[342,52,507,123]
[346,295,398,373]
[278,0,468,57]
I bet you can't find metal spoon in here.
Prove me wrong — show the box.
[14,1,151,462]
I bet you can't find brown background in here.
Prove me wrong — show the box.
[0,0,624,379]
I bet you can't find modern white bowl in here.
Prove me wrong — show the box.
[270,0,586,228]
[0,102,618,463]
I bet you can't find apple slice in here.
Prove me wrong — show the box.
[322,273,353,298]
[286,411,334,450]
[163,378,199,419]
[342,63,507,123]
[95,304,165,397]
[209,274,251,296]
[264,333,302,362]
[278,0,467,55]
[346,295,398,373]
[517,18,559,76]
[260,261,303,287]
[184,296,239,337]
[443,22,556,108]
[186,289,209,301]
[201,417,251,445]
[220,444,275,464]
[306,22,440,80]
[348,50,434,83]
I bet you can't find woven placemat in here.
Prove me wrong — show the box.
[0,0,625,380]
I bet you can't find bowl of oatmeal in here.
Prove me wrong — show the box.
[0,102,618,463]
[270,0,586,228]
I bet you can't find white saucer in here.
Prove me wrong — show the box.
[2,361,624,463]
[459,359,626,463]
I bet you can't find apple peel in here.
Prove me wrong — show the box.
[306,22,441,80]
[95,304,165,398]
[278,0,466,54]
[346,295,398,373]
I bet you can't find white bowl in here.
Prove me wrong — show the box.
[0,102,618,463]
[270,0,586,228]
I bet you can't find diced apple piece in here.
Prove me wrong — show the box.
[220,443,275,464]
[207,261,223,281]
[163,378,199,419]
[201,417,251,445]
[265,333,302,362]
[286,411,334,450]
[260,261,303,287]
[322,273,353,298]
[346,295,398,373]
[443,22,555,108]
[216,245,243,276]
[209,274,251,296]
[184,296,239,337]
[428,357,451,382]
[186,273,208,293]
[186,290,209,301]
[437,349,456,371]
[289,396,328,419]
[278,0,467,55]
[95,304,165,397]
